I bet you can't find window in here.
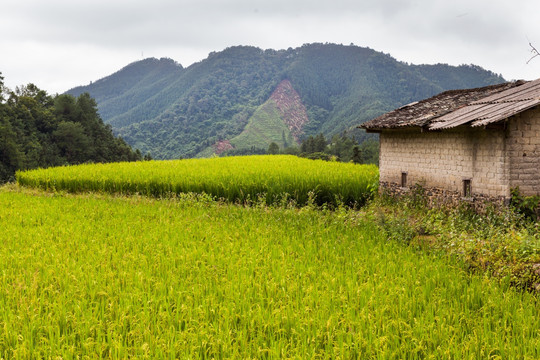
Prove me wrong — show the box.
[401,172,408,188]
[463,179,472,197]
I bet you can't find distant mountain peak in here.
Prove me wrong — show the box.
[66,43,505,159]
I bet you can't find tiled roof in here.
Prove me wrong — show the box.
[360,80,536,131]
[430,78,540,129]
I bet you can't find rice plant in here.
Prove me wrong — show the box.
[0,188,539,358]
[16,155,379,207]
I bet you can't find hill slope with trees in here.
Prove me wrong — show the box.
[67,43,505,159]
[0,74,141,182]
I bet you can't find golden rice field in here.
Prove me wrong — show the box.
[1,187,539,358]
[16,155,379,207]
[3,156,540,358]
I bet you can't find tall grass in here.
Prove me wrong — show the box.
[16,155,379,206]
[0,188,539,358]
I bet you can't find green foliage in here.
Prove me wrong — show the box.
[17,155,379,207]
[370,189,540,291]
[1,187,540,358]
[356,138,380,165]
[510,187,540,221]
[328,133,357,161]
[53,121,91,162]
[300,133,327,153]
[68,44,504,160]
[298,133,379,165]
[0,118,23,181]
[0,80,141,182]
[376,212,419,245]
[302,152,332,161]
[227,99,294,153]
[68,57,184,124]
[220,146,267,157]
[267,142,279,154]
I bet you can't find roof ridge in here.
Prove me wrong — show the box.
[361,79,539,131]
[475,98,537,104]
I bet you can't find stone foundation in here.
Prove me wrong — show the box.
[380,181,509,212]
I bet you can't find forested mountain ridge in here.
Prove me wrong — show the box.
[67,43,505,159]
[68,57,185,127]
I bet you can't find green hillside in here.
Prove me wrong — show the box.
[67,43,505,159]
[68,57,184,126]
[229,101,293,150]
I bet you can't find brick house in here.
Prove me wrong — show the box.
[361,78,540,202]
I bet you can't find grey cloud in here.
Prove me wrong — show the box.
[1,0,539,93]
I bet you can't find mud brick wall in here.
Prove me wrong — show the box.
[507,107,540,196]
[379,127,510,198]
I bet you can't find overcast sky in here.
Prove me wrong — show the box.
[1,0,539,94]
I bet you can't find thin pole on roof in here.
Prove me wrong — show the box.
[527,41,539,64]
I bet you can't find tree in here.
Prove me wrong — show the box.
[268,142,280,155]
[53,121,91,163]
[300,133,327,154]
[358,139,379,165]
[0,72,5,103]
[328,133,355,161]
[314,133,327,153]
[54,94,79,123]
[0,78,142,182]
[352,146,362,164]
[300,136,312,153]
[281,130,288,148]
[0,117,23,180]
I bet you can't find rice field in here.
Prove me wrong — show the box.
[15,155,379,207]
[1,187,539,359]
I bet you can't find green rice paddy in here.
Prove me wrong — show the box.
[0,187,539,358]
[15,155,378,207]
[4,156,540,358]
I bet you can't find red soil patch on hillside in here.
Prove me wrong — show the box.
[270,79,309,142]
[212,140,234,154]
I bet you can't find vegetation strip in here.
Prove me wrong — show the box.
[1,188,539,358]
[16,155,379,207]
[370,189,540,292]
[0,84,141,183]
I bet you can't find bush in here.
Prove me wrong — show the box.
[510,187,540,222]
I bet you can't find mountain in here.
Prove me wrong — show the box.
[67,43,505,159]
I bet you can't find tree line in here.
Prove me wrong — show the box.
[0,73,142,182]
[297,133,379,165]
[223,132,379,165]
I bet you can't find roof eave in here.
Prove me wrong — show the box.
[361,125,427,133]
